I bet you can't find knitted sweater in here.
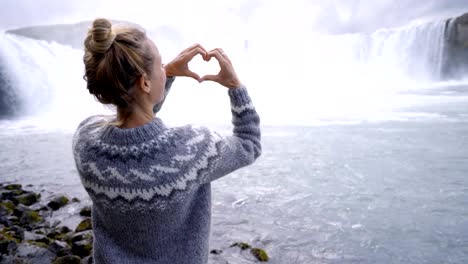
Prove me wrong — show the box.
[72,78,261,264]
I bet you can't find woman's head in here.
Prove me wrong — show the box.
[83,18,166,124]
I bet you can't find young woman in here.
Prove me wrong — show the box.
[72,18,261,263]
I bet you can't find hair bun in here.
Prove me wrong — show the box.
[86,18,116,54]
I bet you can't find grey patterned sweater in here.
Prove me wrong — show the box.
[72,77,261,264]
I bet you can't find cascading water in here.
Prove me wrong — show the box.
[0,17,466,130]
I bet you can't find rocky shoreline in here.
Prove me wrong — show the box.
[0,183,269,263]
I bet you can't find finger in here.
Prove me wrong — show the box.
[184,70,200,81]
[207,49,227,66]
[219,48,232,63]
[183,43,203,52]
[186,47,208,61]
[200,74,219,83]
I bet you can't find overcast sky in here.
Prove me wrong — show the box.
[1,0,467,33]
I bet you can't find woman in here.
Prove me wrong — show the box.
[72,18,261,263]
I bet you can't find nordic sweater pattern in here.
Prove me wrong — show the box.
[72,78,261,264]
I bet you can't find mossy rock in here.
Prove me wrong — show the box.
[230,242,252,250]
[75,219,92,232]
[79,206,91,217]
[68,230,93,244]
[48,196,69,211]
[19,210,43,225]
[250,248,269,262]
[71,240,93,258]
[47,240,69,254]
[16,193,39,206]
[0,200,15,213]
[0,238,18,255]
[52,255,82,264]
[25,240,48,248]
[1,190,25,202]
[4,184,22,190]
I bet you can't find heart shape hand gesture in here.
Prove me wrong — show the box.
[164,44,241,89]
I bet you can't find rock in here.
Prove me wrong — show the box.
[72,197,81,203]
[250,248,269,262]
[71,239,93,258]
[16,192,39,206]
[15,242,56,264]
[0,200,15,213]
[56,247,73,257]
[75,219,92,232]
[48,240,69,254]
[0,237,18,255]
[1,189,25,202]
[81,256,93,264]
[6,226,25,241]
[48,196,69,211]
[230,242,252,250]
[210,249,223,254]
[79,206,91,217]
[4,184,22,190]
[19,210,43,225]
[68,230,93,244]
[52,255,82,264]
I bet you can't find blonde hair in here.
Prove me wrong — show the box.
[83,18,155,127]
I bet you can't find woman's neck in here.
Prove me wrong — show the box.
[117,106,154,129]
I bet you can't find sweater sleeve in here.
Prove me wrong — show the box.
[199,85,261,184]
[153,76,176,114]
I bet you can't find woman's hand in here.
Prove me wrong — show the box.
[164,44,208,81]
[200,48,241,89]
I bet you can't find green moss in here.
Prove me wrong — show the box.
[48,196,69,211]
[75,219,92,232]
[26,240,48,248]
[4,184,22,190]
[1,200,15,213]
[230,242,252,250]
[16,193,39,206]
[20,210,43,224]
[250,248,269,262]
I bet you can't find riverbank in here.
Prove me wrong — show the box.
[0,183,269,263]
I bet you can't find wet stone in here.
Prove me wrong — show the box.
[79,206,91,217]
[75,219,92,232]
[52,255,82,264]
[48,196,70,211]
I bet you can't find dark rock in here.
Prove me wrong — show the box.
[0,237,18,254]
[52,255,82,264]
[79,206,91,217]
[250,248,269,262]
[75,219,92,232]
[4,226,25,241]
[56,247,73,257]
[81,256,93,264]
[4,184,22,190]
[230,242,252,250]
[16,193,39,206]
[72,197,81,203]
[210,249,223,254]
[51,226,72,241]
[1,189,25,202]
[48,240,69,254]
[19,210,43,225]
[48,196,69,211]
[0,200,15,213]
[71,239,93,258]
[68,230,93,244]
